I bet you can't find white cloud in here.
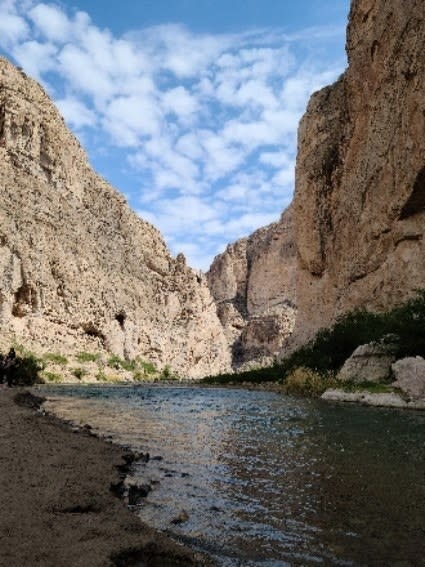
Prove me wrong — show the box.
[0,1,346,269]
[58,44,115,102]
[10,39,56,79]
[56,96,97,128]
[162,86,199,122]
[29,3,72,43]
[0,1,29,47]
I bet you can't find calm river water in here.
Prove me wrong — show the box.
[42,385,424,566]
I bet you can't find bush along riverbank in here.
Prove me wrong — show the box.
[0,343,180,386]
[202,291,425,408]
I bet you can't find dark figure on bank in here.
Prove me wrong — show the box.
[3,348,17,387]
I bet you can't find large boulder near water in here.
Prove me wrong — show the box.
[391,357,425,399]
[337,342,396,383]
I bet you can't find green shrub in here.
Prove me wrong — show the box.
[43,352,68,365]
[76,351,99,363]
[5,353,45,386]
[280,291,425,376]
[279,310,389,376]
[202,290,425,391]
[283,367,337,397]
[139,360,157,374]
[161,364,171,379]
[341,381,393,394]
[96,370,107,382]
[72,367,87,380]
[387,290,425,359]
[133,371,147,382]
[42,371,63,383]
[108,354,144,372]
[11,343,28,356]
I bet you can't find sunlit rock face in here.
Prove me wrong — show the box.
[208,0,424,365]
[0,58,231,378]
[207,207,296,368]
[293,0,425,344]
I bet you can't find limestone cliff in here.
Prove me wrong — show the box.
[0,58,231,378]
[207,207,296,368]
[293,0,425,343]
[208,0,424,364]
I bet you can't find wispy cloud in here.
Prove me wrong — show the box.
[0,0,346,269]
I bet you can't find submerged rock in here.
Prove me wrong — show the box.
[171,509,189,525]
[126,479,152,505]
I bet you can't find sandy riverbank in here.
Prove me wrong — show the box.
[0,388,212,567]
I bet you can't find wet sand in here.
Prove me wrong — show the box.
[0,388,211,567]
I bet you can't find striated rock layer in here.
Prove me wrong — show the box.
[207,207,296,368]
[0,58,231,378]
[293,0,425,343]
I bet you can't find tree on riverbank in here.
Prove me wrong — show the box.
[1,350,44,386]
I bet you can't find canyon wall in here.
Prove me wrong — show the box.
[293,0,424,343]
[207,207,296,368]
[208,0,424,364]
[0,58,231,378]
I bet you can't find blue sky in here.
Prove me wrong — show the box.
[0,0,350,270]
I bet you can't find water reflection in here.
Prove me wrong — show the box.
[42,386,425,566]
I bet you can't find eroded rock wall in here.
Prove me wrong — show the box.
[207,207,296,367]
[0,58,231,378]
[293,0,425,343]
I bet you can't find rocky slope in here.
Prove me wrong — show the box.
[208,0,424,363]
[0,58,231,378]
[293,0,424,343]
[207,207,296,368]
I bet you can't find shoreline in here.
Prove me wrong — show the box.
[0,387,212,567]
[321,388,425,410]
[35,380,425,410]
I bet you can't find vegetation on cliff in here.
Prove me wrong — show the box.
[202,291,425,393]
[0,344,178,386]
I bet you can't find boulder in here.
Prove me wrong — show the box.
[337,342,396,383]
[391,357,425,399]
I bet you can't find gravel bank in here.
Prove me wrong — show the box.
[0,388,212,567]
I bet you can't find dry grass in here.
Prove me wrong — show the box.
[283,367,338,397]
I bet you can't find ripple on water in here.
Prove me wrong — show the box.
[42,385,425,566]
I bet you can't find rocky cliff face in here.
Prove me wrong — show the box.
[293,0,424,343]
[208,0,424,364]
[207,207,296,368]
[0,58,231,378]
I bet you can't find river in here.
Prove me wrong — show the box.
[42,385,425,566]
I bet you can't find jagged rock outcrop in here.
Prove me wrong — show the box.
[0,58,231,378]
[207,207,296,367]
[293,0,425,343]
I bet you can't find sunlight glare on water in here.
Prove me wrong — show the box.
[43,385,425,566]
